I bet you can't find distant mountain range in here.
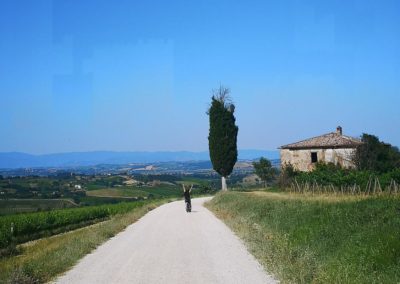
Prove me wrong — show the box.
[0,150,279,169]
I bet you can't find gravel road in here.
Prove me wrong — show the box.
[55,197,277,284]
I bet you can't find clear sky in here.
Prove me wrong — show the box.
[1,0,399,154]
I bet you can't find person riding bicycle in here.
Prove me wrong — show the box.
[182,184,193,211]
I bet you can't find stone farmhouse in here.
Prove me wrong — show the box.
[280,126,362,172]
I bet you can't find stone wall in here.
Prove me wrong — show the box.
[280,148,356,172]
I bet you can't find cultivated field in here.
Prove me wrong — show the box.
[86,187,149,198]
[0,201,151,251]
[0,199,77,215]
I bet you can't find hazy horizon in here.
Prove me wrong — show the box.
[0,149,279,155]
[0,149,281,169]
[1,0,399,154]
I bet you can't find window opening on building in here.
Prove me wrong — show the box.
[311,152,318,163]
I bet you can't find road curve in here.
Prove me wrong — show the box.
[55,197,277,284]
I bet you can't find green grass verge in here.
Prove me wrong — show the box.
[0,199,171,284]
[205,191,400,283]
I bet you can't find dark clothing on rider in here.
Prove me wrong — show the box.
[184,190,191,204]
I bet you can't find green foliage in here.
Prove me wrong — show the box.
[207,192,400,283]
[252,157,277,187]
[208,86,239,178]
[138,186,182,197]
[278,162,296,187]
[0,199,77,215]
[133,174,179,183]
[0,201,147,250]
[353,133,400,173]
[79,196,143,206]
[292,162,400,190]
[0,175,85,199]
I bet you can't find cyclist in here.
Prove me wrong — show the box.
[182,184,193,212]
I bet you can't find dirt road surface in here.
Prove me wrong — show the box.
[55,197,277,284]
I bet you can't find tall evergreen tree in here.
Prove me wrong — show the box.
[208,86,238,191]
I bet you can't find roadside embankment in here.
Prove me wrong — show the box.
[206,191,400,283]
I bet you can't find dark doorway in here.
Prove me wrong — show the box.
[311,152,318,163]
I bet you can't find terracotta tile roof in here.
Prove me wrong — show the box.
[280,131,362,150]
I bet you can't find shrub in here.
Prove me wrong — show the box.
[283,162,400,192]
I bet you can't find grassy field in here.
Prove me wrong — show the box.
[139,185,183,197]
[0,199,78,215]
[87,184,211,199]
[86,187,149,198]
[78,196,142,206]
[0,199,171,283]
[86,185,185,199]
[206,191,400,283]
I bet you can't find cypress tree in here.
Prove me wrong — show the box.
[208,86,238,191]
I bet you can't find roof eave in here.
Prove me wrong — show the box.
[280,144,361,150]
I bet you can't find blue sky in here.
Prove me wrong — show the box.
[0,0,399,154]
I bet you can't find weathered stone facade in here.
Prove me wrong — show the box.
[280,127,362,172]
[280,148,356,172]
